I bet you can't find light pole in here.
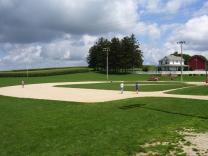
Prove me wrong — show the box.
[177,41,186,82]
[26,64,29,78]
[103,48,110,80]
[206,60,208,82]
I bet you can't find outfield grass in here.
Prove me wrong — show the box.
[0,72,155,87]
[167,85,208,96]
[58,82,193,92]
[0,96,208,156]
[0,72,206,88]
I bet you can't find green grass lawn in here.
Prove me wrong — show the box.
[0,71,208,155]
[1,96,208,156]
[58,82,192,92]
[0,72,205,88]
[0,72,150,87]
[167,85,208,96]
[174,75,207,82]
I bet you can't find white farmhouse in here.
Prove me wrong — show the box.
[158,55,188,71]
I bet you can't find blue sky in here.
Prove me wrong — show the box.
[0,0,208,70]
[139,0,203,44]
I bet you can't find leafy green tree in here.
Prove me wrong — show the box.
[87,37,110,71]
[172,51,191,65]
[87,34,143,73]
[87,46,98,70]
[109,37,121,72]
[130,34,143,69]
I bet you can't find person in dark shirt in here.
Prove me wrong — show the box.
[135,82,139,94]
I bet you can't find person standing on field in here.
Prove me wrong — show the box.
[120,81,124,94]
[135,82,139,94]
[21,80,25,88]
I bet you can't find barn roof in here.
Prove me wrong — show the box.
[189,55,208,62]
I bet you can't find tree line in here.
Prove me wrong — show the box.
[87,34,143,73]
[172,51,191,65]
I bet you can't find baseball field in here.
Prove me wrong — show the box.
[0,69,208,155]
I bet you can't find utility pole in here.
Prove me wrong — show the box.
[103,48,110,80]
[26,64,29,78]
[206,60,208,82]
[177,41,186,82]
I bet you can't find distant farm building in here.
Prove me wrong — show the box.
[188,55,207,71]
[158,55,188,71]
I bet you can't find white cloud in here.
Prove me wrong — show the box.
[0,45,43,70]
[149,14,208,65]
[138,0,197,14]
[145,0,161,12]
[142,13,208,65]
[1,0,207,70]
[141,44,162,65]
[82,35,98,47]
[168,15,208,51]
[0,0,165,70]
[0,0,141,43]
[165,0,195,13]
[146,24,161,39]
[132,22,161,39]
[0,34,97,70]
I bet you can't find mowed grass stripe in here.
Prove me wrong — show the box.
[58,82,193,92]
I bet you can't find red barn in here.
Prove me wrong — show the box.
[188,55,207,71]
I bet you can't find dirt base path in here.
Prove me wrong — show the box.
[0,81,207,103]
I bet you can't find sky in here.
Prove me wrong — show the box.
[0,0,208,70]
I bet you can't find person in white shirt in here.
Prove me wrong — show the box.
[21,80,25,88]
[120,82,124,94]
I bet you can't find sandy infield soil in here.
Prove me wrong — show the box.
[0,81,207,103]
[182,132,208,156]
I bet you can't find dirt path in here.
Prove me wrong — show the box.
[0,81,207,103]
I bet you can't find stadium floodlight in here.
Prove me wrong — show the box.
[177,41,186,82]
[103,48,110,80]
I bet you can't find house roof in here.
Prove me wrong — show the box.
[159,55,184,62]
[158,64,188,67]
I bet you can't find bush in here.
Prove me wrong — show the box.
[142,66,149,72]
[142,65,157,72]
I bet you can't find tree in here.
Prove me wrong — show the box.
[87,34,143,73]
[87,46,97,69]
[120,36,132,71]
[172,51,191,65]
[129,34,143,69]
[109,37,121,72]
[87,37,110,71]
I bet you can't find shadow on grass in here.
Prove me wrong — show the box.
[119,104,208,120]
